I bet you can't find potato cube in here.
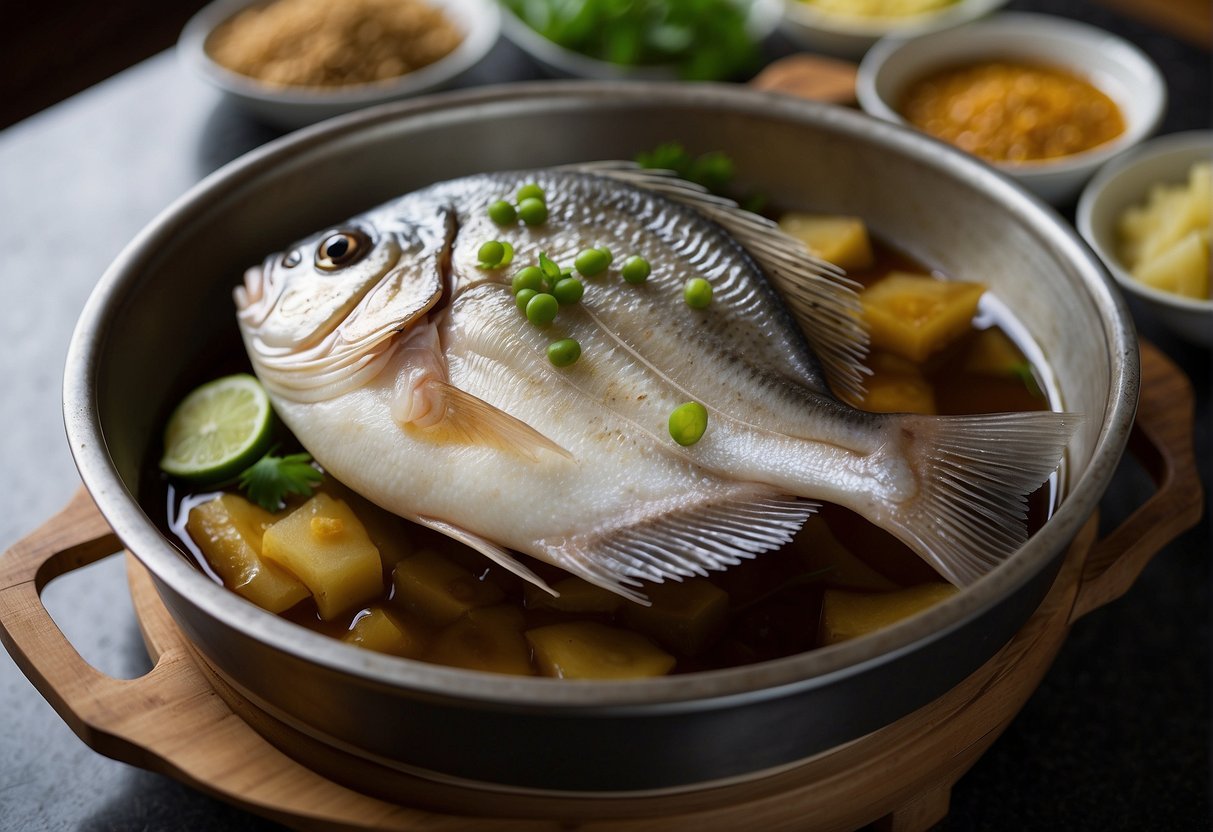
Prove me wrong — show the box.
[320,481,416,569]
[964,328,1026,377]
[621,578,729,656]
[851,351,936,414]
[393,551,504,626]
[261,493,383,620]
[820,584,959,646]
[527,621,676,679]
[787,518,899,593]
[186,494,309,613]
[428,605,533,675]
[861,272,986,362]
[778,213,875,271]
[524,576,623,614]
[342,606,428,658]
[1134,229,1210,300]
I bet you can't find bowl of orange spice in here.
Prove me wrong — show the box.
[856,13,1165,204]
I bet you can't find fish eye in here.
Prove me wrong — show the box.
[315,230,370,271]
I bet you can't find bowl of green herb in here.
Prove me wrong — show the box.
[500,0,781,81]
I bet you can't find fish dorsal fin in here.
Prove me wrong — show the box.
[423,379,573,463]
[540,492,819,604]
[571,163,870,402]
[415,516,557,597]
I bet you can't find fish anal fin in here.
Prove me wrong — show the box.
[568,163,871,401]
[415,516,558,597]
[541,492,819,604]
[404,379,573,463]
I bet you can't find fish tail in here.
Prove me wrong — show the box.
[881,411,1083,586]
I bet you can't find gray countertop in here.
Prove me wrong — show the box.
[1,5,1209,829]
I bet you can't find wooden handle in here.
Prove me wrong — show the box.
[1069,342,1204,622]
[0,489,199,768]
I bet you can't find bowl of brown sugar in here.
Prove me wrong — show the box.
[180,0,500,129]
[856,13,1165,204]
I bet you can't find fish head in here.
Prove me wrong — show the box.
[236,203,453,401]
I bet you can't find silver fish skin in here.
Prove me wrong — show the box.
[236,167,1080,600]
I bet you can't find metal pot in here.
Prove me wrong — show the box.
[60,83,1136,796]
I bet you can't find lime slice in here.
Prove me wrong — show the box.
[160,374,273,482]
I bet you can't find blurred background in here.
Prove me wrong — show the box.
[3,0,1208,129]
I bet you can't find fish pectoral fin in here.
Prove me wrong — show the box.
[571,163,871,402]
[423,380,573,463]
[415,516,557,597]
[542,492,819,605]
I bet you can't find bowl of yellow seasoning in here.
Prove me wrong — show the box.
[780,0,1009,60]
[180,0,500,129]
[856,13,1166,204]
[1077,131,1212,347]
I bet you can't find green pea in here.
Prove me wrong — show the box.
[621,255,651,285]
[511,266,545,294]
[498,242,515,267]
[683,277,713,308]
[516,183,545,203]
[478,241,505,268]
[515,288,538,311]
[598,246,613,265]
[574,247,610,277]
[519,197,548,226]
[668,402,708,446]
[553,277,584,305]
[525,293,559,326]
[488,200,517,225]
[547,338,582,367]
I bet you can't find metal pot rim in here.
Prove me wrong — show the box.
[64,80,1138,710]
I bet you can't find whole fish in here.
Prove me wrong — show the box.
[236,166,1080,601]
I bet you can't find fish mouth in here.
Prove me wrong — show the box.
[233,256,276,328]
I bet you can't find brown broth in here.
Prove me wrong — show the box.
[142,236,1053,677]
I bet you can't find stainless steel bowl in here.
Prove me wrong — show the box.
[64,82,1136,796]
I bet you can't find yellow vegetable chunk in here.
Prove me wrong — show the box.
[342,606,428,658]
[186,494,309,614]
[428,605,533,675]
[321,481,416,569]
[393,551,504,626]
[1119,162,1212,268]
[261,493,383,620]
[786,517,899,593]
[964,328,1026,377]
[527,621,676,679]
[852,351,936,414]
[524,576,624,614]
[1134,229,1210,300]
[778,213,875,271]
[861,272,986,362]
[820,584,959,645]
[621,578,730,656]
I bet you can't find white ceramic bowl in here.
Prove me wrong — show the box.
[1077,131,1213,348]
[499,0,782,81]
[857,13,1167,204]
[178,0,500,129]
[780,0,1008,59]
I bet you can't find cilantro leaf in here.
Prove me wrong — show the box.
[238,450,324,511]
